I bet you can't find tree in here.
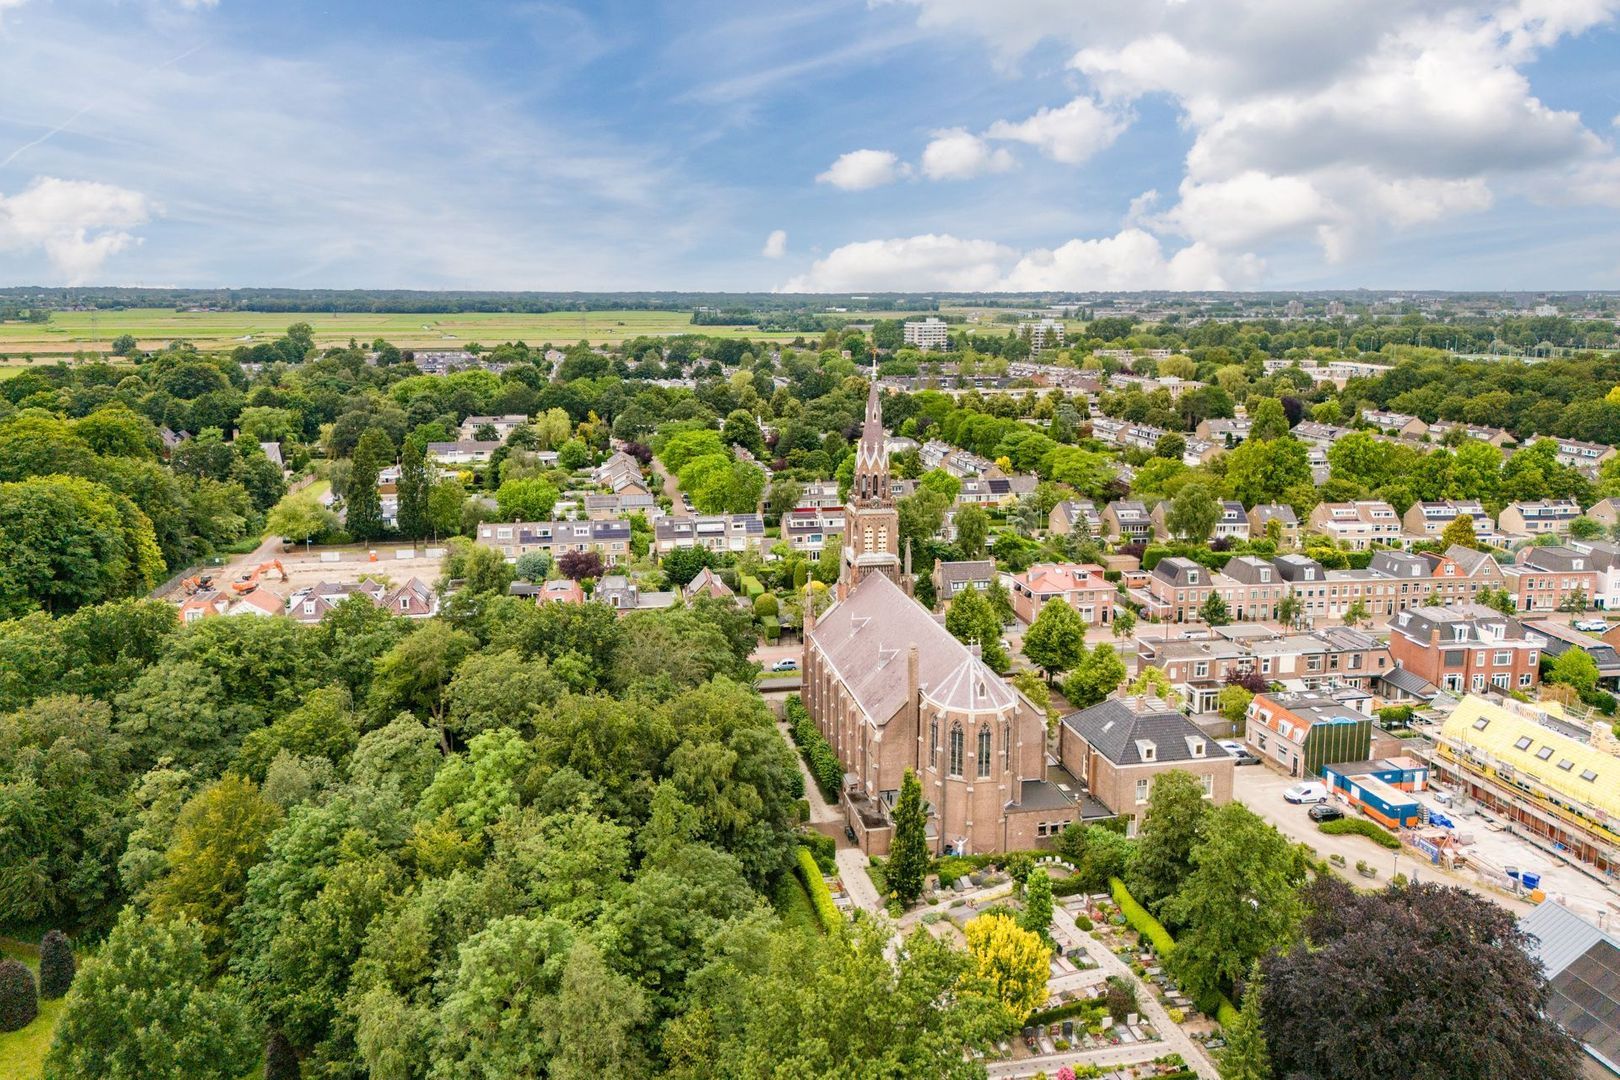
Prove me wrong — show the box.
[1022,598,1086,683]
[369,621,477,741]
[514,550,551,582]
[1249,398,1291,441]
[396,434,429,539]
[1342,598,1370,627]
[888,769,929,908]
[0,957,36,1032]
[1549,648,1600,694]
[1168,482,1221,543]
[346,428,392,541]
[557,438,590,470]
[0,475,164,617]
[1477,586,1518,617]
[1219,964,1272,1080]
[38,930,75,1000]
[495,476,560,521]
[45,912,260,1079]
[147,775,283,957]
[660,545,713,588]
[1224,437,1310,506]
[558,549,604,580]
[1063,643,1127,709]
[1219,684,1254,726]
[425,477,465,540]
[1020,868,1054,944]
[1126,769,1210,914]
[1112,607,1137,641]
[964,913,1049,1020]
[427,914,574,1078]
[1165,803,1304,1004]
[110,332,139,356]
[265,1031,301,1080]
[945,587,1007,671]
[1275,592,1303,628]
[1199,593,1231,627]
[955,504,991,558]
[1439,514,1480,551]
[266,491,337,545]
[1261,878,1583,1080]
[1559,586,1591,622]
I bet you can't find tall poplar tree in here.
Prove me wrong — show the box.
[888,768,928,908]
[396,433,428,540]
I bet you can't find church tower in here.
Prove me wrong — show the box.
[842,366,908,592]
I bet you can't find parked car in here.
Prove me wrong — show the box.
[1308,803,1344,822]
[1574,619,1609,633]
[844,824,858,843]
[1218,739,1260,765]
[1284,781,1330,804]
[771,658,799,672]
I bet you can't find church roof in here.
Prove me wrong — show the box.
[808,571,1014,725]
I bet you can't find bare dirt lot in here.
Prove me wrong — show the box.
[188,543,449,601]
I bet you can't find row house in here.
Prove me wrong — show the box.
[1007,562,1115,626]
[1426,420,1515,448]
[1134,637,1253,716]
[1401,499,1489,539]
[1543,436,1617,476]
[584,490,656,518]
[782,505,845,554]
[1102,500,1154,541]
[1245,690,1373,779]
[956,473,1039,507]
[178,585,283,623]
[1142,555,1288,623]
[1291,421,1350,447]
[1502,546,1600,613]
[1388,604,1543,696]
[1417,545,1507,604]
[1231,625,1390,693]
[286,579,387,622]
[1249,503,1300,548]
[1361,409,1428,438]
[1049,499,1103,537]
[1498,498,1582,537]
[796,479,843,509]
[476,519,633,565]
[1568,540,1620,610]
[1194,417,1251,446]
[1307,500,1403,550]
[594,451,648,493]
[1108,373,1203,399]
[458,414,529,441]
[427,440,502,466]
[653,514,766,555]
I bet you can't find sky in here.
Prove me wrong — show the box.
[2,0,1620,292]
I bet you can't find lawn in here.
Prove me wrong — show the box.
[0,308,811,356]
[0,938,64,1080]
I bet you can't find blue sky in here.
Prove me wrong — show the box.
[2,0,1620,291]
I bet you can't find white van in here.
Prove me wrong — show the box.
[1284,782,1329,804]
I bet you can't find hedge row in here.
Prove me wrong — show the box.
[785,695,843,802]
[1110,878,1176,957]
[1319,817,1401,849]
[1025,997,1104,1027]
[796,845,842,933]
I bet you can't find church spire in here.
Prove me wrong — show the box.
[854,364,889,505]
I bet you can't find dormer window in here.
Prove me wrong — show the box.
[1136,739,1157,762]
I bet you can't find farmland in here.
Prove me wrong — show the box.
[0,307,819,356]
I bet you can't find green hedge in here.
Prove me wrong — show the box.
[1319,817,1401,849]
[800,830,837,874]
[1110,878,1176,957]
[1026,998,1104,1027]
[796,845,842,932]
[785,695,844,801]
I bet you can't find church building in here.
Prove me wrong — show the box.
[801,377,1079,856]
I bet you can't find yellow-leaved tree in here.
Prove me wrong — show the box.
[964,913,1050,1021]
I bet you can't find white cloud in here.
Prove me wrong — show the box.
[920,128,1014,180]
[781,234,1014,291]
[761,228,787,258]
[781,229,1254,292]
[816,148,909,190]
[0,177,151,283]
[986,95,1128,164]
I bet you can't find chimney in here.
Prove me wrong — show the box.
[907,643,920,709]
[837,580,848,604]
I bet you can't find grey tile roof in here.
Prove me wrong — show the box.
[935,559,996,588]
[1060,699,1230,766]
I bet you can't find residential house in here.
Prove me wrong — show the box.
[1007,563,1114,626]
[1519,901,1620,1075]
[1401,499,1490,540]
[653,514,766,555]
[285,580,387,623]
[1499,498,1582,538]
[1135,638,1252,716]
[1361,409,1429,438]
[1248,503,1299,548]
[1291,421,1350,447]
[1245,690,1373,778]
[1524,620,1620,687]
[796,479,843,509]
[177,586,283,624]
[932,559,997,605]
[536,578,587,604]
[596,575,676,612]
[783,505,846,554]
[1049,499,1102,537]
[584,490,656,518]
[1058,697,1235,835]
[1307,500,1403,550]
[476,519,633,565]
[1503,545,1600,613]
[1194,417,1251,447]
[1416,544,1507,605]
[1568,539,1620,610]
[1142,556,1286,624]
[1544,436,1617,476]
[683,567,737,603]
[1426,420,1514,448]
[1102,500,1153,541]
[427,440,502,467]
[458,414,529,441]
[1388,604,1544,696]
[1214,501,1251,541]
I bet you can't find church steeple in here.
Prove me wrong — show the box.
[853,368,890,506]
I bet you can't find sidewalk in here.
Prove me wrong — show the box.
[834,847,886,915]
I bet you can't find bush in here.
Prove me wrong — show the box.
[796,845,842,932]
[38,929,75,1000]
[785,695,844,801]
[1111,878,1176,957]
[1377,704,1414,727]
[1073,914,1094,931]
[1051,875,1087,897]
[1026,997,1103,1027]
[0,957,38,1032]
[266,1030,301,1080]
[1319,817,1402,849]
[800,831,837,875]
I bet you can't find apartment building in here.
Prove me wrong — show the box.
[1498,498,1582,538]
[1245,690,1374,779]
[1388,604,1544,696]
[903,317,951,350]
[1007,563,1115,626]
[1307,500,1403,550]
[475,519,632,564]
[652,514,766,555]
[1022,318,1066,350]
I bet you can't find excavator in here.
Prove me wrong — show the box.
[230,560,288,594]
[179,573,214,595]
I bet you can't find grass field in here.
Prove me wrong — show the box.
[0,938,63,1080]
[0,308,821,356]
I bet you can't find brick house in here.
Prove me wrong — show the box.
[1498,498,1582,538]
[1245,690,1373,778]
[1503,546,1600,614]
[1049,499,1102,537]
[1307,500,1403,550]
[1387,604,1544,696]
[1007,563,1115,626]
[1102,500,1153,541]
[932,559,997,605]
[1248,503,1299,548]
